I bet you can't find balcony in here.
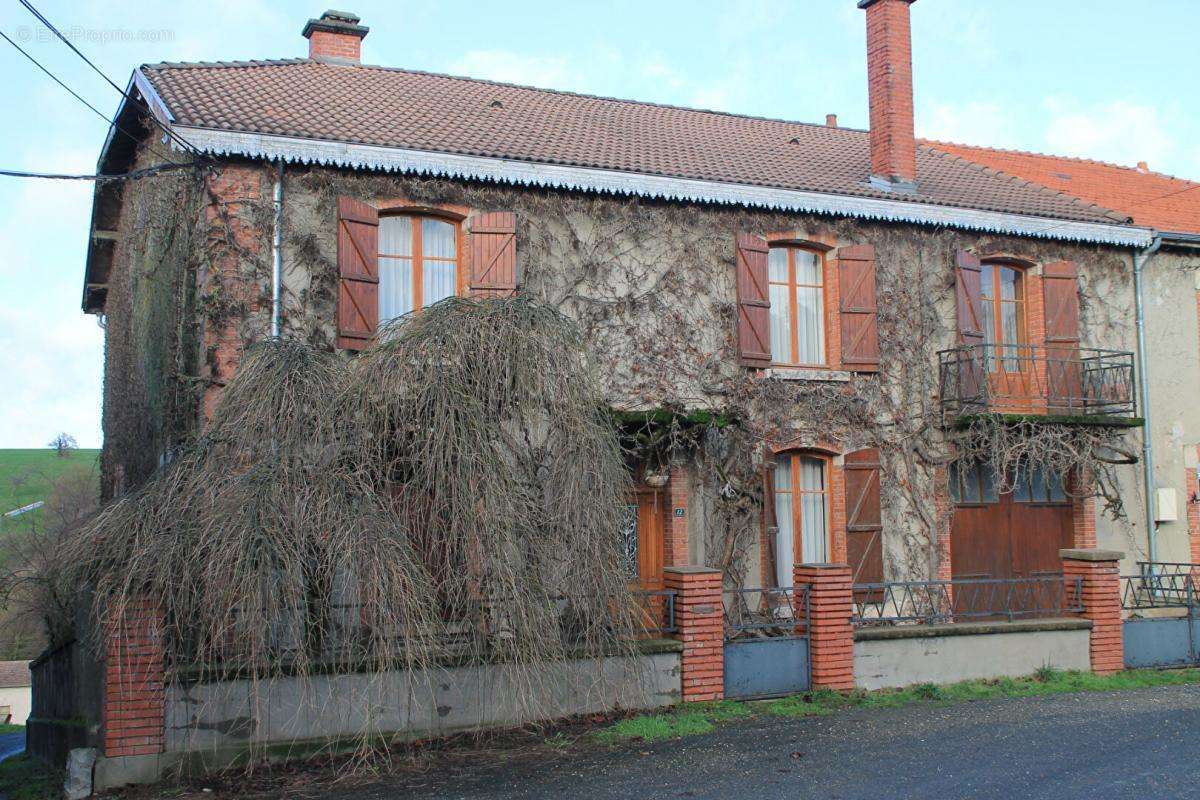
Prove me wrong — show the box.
[937,344,1137,422]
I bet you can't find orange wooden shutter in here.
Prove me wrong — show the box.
[1043,260,1082,411]
[467,212,517,297]
[837,244,880,372]
[735,233,771,367]
[844,448,883,589]
[1042,260,1081,348]
[336,196,379,350]
[955,250,984,347]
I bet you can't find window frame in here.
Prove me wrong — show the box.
[773,450,832,578]
[767,244,829,368]
[979,258,1030,372]
[377,210,465,323]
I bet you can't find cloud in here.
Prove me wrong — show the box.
[0,307,103,448]
[918,100,1017,147]
[447,50,573,91]
[1041,97,1176,169]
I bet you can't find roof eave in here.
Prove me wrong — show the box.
[171,124,1154,247]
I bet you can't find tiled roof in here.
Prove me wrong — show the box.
[0,661,30,689]
[926,141,1200,235]
[139,59,1129,227]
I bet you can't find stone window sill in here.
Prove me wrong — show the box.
[764,367,851,383]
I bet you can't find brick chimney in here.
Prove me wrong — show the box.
[859,0,917,190]
[303,10,368,63]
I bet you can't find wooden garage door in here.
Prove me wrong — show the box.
[950,460,1073,581]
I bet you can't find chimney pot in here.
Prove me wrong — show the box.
[826,114,838,128]
[303,10,369,63]
[860,0,917,189]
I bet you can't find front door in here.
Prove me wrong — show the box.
[950,461,1073,609]
[980,262,1034,412]
[622,488,666,631]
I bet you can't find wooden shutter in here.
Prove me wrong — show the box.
[955,250,984,347]
[467,212,517,297]
[837,244,880,372]
[1043,260,1082,411]
[735,233,771,367]
[844,448,884,591]
[336,196,379,350]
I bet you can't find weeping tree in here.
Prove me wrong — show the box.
[67,297,642,757]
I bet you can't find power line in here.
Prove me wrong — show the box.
[0,163,198,182]
[17,0,204,158]
[0,29,177,165]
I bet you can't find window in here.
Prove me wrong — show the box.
[768,246,826,366]
[950,460,999,505]
[980,262,1026,372]
[774,452,829,587]
[1013,461,1068,504]
[378,214,459,323]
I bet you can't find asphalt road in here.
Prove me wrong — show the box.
[335,685,1200,800]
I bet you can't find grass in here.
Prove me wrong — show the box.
[0,723,24,734]
[594,668,1200,743]
[0,448,99,530]
[0,754,59,800]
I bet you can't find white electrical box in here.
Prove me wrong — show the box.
[1155,488,1179,523]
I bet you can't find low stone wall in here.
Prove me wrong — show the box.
[853,619,1092,690]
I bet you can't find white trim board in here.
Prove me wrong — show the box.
[170,125,1154,247]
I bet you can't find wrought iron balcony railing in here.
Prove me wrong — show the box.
[937,344,1136,420]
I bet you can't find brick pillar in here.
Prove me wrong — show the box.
[794,563,855,691]
[1061,549,1124,676]
[1071,470,1098,549]
[664,464,690,567]
[664,567,723,702]
[102,600,166,757]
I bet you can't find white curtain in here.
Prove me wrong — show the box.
[379,216,413,323]
[794,251,825,365]
[799,456,828,564]
[774,457,794,588]
[422,218,457,306]
[768,248,789,363]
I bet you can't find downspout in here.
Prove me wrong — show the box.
[271,160,284,339]
[1133,234,1163,563]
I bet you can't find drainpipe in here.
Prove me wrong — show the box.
[270,160,284,339]
[1133,234,1163,563]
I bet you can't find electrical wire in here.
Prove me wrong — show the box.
[0,163,197,181]
[0,29,178,165]
[17,0,204,158]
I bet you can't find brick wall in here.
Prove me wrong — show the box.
[1061,549,1123,675]
[201,166,267,422]
[102,600,166,757]
[794,563,855,691]
[1187,460,1200,564]
[665,567,724,701]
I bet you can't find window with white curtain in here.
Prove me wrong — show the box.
[773,452,829,588]
[768,246,826,366]
[378,214,459,324]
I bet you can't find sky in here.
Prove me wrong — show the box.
[0,0,1197,449]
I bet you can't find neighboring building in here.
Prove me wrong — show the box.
[0,661,31,725]
[926,141,1200,568]
[80,0,1183,597]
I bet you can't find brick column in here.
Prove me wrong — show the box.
[1061,549,1124,676]
[102,600,166,757]
[664,567,723,702]
[794,563,855,691]
[664,465,690,568]
[1071,470,1098,549]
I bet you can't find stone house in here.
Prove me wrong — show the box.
[80,1,1189,603]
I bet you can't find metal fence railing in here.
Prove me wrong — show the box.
[937,344,1136,418]
[723,585,810,641]
[1122,562,1200,612]
[852,575,1084,627]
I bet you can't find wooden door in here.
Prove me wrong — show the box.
[950,462,1074,613]
[623,489,666,633]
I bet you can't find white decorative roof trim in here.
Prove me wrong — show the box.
[172,126,1154,247]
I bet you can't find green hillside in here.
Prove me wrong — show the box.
[0,448,101,529]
